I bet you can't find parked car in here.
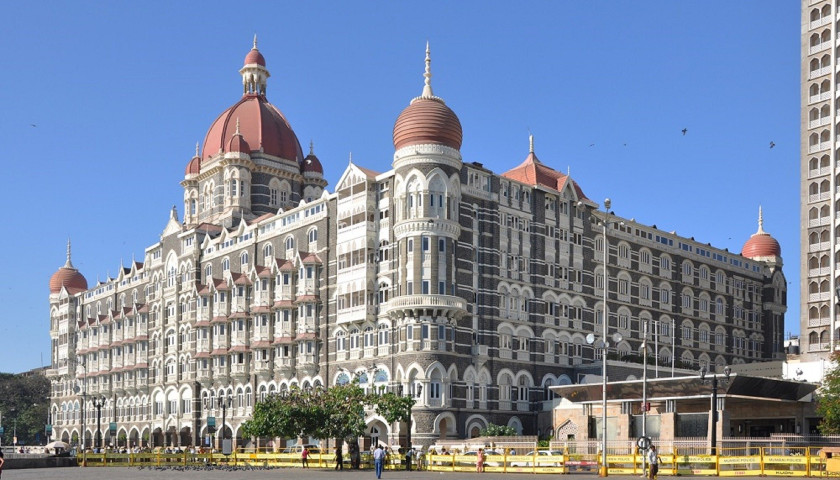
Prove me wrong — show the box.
[282,444,321,455]
[510,449,565,467]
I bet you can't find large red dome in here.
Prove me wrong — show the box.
[741,207,781,259]
[202,95,303,162]
[393,97,462,151]
[742,233,781,258]
[50,242,87,294]
[49,267,88,294]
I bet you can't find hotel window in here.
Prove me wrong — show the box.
[270,188,277,206]
[682,325,692,340]
[618,314,629,330]
[618,278,629,295]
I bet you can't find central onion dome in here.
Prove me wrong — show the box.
[201,36,303,163]
[49,240,88,294]
[393,43,462,151]
[741,206,781,259]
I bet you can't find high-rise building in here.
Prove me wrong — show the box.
[47,41,786,450]
[801,0,836,358]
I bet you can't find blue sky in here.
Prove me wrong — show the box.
[0,1,799,374]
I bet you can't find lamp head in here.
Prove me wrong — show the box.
[723,365,732,379]
[604,198,611,210]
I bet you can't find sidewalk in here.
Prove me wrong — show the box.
[6,465,776,480]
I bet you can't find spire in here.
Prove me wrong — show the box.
[64,238,74,269]
[757,205,765,234]
[235,117,241,136]
[529,134,534,154]
[195,142,200,158]
[421,41,434,98]
[349,151,353,164]
[309,140,314,156]
[253,34,258,50]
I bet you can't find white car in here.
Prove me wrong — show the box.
[510,449,565,467]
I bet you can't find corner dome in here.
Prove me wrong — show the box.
[392,43,462,151]
[201,42,303,163]
[49,241,88,294]
[302,142,323,174]
[185,156,200,176]
[741,207,781,259]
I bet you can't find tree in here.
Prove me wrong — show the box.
[479,423,518,437]
[818,352,840,434]
[242,383,370,443]
[0,373,50,445]
[373,392,416,446]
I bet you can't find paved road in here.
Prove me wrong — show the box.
[5,466,775,480]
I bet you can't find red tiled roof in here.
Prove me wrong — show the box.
[273,300,294,308]
[211,349,228,356]
[251,340,271,348]
[273,336,294,344]
[229,345,250,353]
[211,316,228,324]
[251,305,271,313]
[296,332,317,340]
[300,252,322,264]
[295,295,320,303]
[501,152,590,201]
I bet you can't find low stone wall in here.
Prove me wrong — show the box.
[4,455,78,469]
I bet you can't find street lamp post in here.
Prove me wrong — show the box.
[595,197,623,477]
[93,397,106,451]
[205,395,232,453]
[641,320,649,475]
[699,365,731,455]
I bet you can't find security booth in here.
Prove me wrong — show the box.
[550,374,818,451]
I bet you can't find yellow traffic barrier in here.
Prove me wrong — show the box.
[675,453,719,476]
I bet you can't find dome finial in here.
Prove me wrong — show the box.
[235,117,241,136]
[195,142,199,157]
[757,205,765,234]
[253,34,258,50]
[422,41,434,98]
[65,238,74,268]
[309,140,314,156]
[349,151,353,164]
[529,134,534,154]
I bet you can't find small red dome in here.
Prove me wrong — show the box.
[228,131,251,153]
[50,266,87,294]
[393,97,462,151]
[244,48,265,67]
[302,153,323,174]
[742,233,781,259]
[202,95,302,162]
[185,157,201,175]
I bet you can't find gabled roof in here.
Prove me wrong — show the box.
[501,149,589,201]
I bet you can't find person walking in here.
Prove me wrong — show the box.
[335,443,344,470]
[405,447,413,471]
[301,446,310,468]
[476,447,486,473]
[373,445,385,479]
[0,450,4,479]
[647,445,660,480]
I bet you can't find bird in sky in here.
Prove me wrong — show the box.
[681,128,687,136]
[30,124,37,127]
[769,141,775,149]
[589,143,595,147]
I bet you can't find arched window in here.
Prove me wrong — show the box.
[308,229,318,243]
